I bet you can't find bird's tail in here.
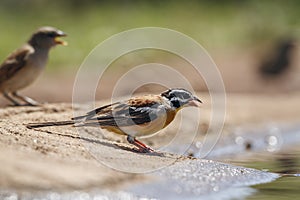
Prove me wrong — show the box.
[26,120,75,129]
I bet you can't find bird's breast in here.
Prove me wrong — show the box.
[28,49,49,70]
[14,50,48,89]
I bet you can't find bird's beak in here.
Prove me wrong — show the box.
[54,31,68,46]
[187,96,202,107]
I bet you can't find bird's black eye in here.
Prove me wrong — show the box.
[46,32,57,37]
[170,98,181,108]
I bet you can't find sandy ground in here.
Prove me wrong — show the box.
[0,92,299,192]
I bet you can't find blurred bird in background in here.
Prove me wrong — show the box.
[259,37,296,78]
[0,26,67,106]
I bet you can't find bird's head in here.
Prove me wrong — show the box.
[161,88,202,110]
[28,26,67,49]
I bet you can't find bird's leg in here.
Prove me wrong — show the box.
[12,92,40,106]
[127,135,154,153]
[3,92,22,106]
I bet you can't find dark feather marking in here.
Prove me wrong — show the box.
[0,48,31,84]
[72,96,165,128]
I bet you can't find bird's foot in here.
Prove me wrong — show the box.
[136,145,154,153]
[127,135,154,153]
[10,101,41,107]
[12,92,41,106]
[23,101,41,107]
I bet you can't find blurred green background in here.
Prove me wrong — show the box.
[0,0,299,104]
[0,0,299,70]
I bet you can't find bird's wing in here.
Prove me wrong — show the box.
[79,96,167,127]
[0,46,33,84]
[71,102,118,121]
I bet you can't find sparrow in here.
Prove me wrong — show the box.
[259,38,295,77]
[26,88,202,153]
[0,26,67,106]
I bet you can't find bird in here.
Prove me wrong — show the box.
[0,26,67,106]
[26,88,202,153]
[259,38,295,77]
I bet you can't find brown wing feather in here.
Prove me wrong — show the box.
[0,46,32,84]
[75,95,167,128]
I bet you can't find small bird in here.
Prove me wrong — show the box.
[259,38,295,77]
[0,26,67,106]
[27,88,202,153]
